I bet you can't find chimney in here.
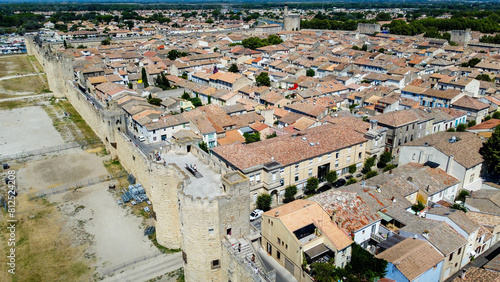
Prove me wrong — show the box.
[275,211,279,217]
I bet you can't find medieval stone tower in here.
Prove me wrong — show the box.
[450,29,472,46]
[283,4,300,31]
[178,171,250,281]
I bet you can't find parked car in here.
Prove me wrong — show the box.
[250,209,264,221]
[333,178,346,188]
[138,135,146,142]
[316,184,333,194]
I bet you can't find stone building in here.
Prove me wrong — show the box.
[283,4,300,32]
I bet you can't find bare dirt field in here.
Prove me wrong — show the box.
[0,55,35,78]
[0,106,66,158]
[0,74,49,99]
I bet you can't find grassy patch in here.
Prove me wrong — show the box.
[27,55,43,73]
[0,74,50,95]
[0,195,92,281]
[148,232,181,254]
[57,100,98,141]
[0,55,35,78]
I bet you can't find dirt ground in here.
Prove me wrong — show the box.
[0,106,66,158]
[0,55,35,78]
[49,182,161,276]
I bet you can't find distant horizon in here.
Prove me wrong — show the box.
[0,0,494,4]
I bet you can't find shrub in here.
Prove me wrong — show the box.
[383,164,397,172]
[256,194,272,211]
[411,201,425,213]
[284,185,297,203]
[325,171,338,184]
[305,177,319,194]
[348,164,357,174]
[365,170,378,179]
[346,178,357,185]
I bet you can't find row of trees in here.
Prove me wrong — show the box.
[386,17,500,36]
[241,34,283,50]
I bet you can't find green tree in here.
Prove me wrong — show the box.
[476,74,493,82]
[305,177,319,194]
[127,82,133,89]
[456,190,470,202]
[167,49,187,60]
[325,171,338,184]
[348,164,357,174]
[198,141,209,153]
[411,201,425,213]
[361,44,368,51]
[189,97,202,107]
[461,58,481,68]
[101,36,111,45]
[363,156,376,172]
[485,115,492,121]
[456,123,467,132]
[447,127,456,132]
[148,97,162,106]
[266,132,277,139]
[468,120,476,127]
[378,48,385,53]
[479,125,500,175]
[383,164,397,172]
[243,132,260,144]
[205,18,214,24]
[228,63,239,73]
[493,111,500,119]
[377,151,392,168]
[352,45,360,50]
[365,170,378,179]
[284,185,297,203]
[345,243,388,281]
[306,69,315,77]
[256,72,271,87]
[181,91,190,100]
[451,203,467,213]
[63,39,67,49]
[376,12,392,21]
[346,178,357,185]
[256,193,272,211]
[141,67,149,88]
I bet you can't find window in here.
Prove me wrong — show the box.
[211,259,220,269]
[336,151,339,158]
[277,250,281,260]
[457,247,461,255]
[359,144,363,148]
[267,242,272,255]
[256,174,261,183]
[295,173,299,182]
[449,253,453,261]
[335,160,339,168]
[250,175,254,183]
[412,153,416,160]
[318,156,322,162]
[348,147,351,152]
[227,228,232,235]
[342,167,349,174]
[358,152,362,159]
[328,153,331,158]
[347,156,351,164]
[278,237,281,244]
[295,164,299,170]
[209,228,214,235]
[309,159,313,164]
[272,172,277,181]
[280,168,284,173]
[470,174,475,183]
[308,168,313,177]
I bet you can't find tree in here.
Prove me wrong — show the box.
[256,72,271,87]
[456,123,467,132]
[284,185,297,203]
[348,164,357,174]
[243,132,260,144]
[361,44,368,51]
[127,82,133,89]
[476,74,493,82]
[266,132,277,139]
[305,177,319,194]
[101,36,111,45]
[154,73,171,90]
[228,63,239,73]
[378,48,385,53]
[493,111,500,119]
[63,39,67,49]
[383,164,397,172]
[325,171,337,184]
[479,125,500,175]
[411,201,425,214]
[376,12,392,21]
[352,45,360,50]
[365,170,378,179]
[148,97,162,106]
[256,193,272,211]
[468,120,476,127]
[461,58,481,68]
[198,141,209,153]
[141,67,149,88]
[346,178,357,185]
[451,203,467,213]
[181,91,190,100]
[345,243,388,281]
[363,156,376,172]
[377,151,392,168]
[167,49,187,60]
[447,127,456,132]
[485,115,492,121]
[306,69,315,77]
[456,190,470,202]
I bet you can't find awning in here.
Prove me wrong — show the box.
[304,243,329,259]
[377,211,393,222]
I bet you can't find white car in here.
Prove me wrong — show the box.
[250,209,264,221]
[138,136,146,142]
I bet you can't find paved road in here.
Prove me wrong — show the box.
[251,217,262,231]
[101,252,183,282]
[69,80,104,110]
[445,241,500,282]
[0,93,52,102]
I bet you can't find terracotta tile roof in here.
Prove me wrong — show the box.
[452,96,489,111]
[369,109,421,128]
[292,117,316,131]
[212,124,367,171]
[263,200,353,251]
[403,132,484,168]
[452,267,500,282]
[217,130,245,146]
[467,119,500,130]
[309,190,381,233]
[376,238,444,281]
